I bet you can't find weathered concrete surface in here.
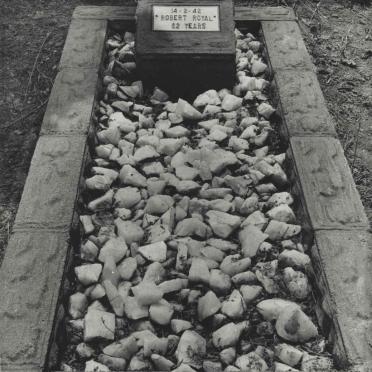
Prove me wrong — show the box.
[0,230,71,371]
[272,69,337,137]
[14,135,87,230]
[312,230,372,368]
[40,69,98,135]
[59,18,107,71]
[262,21,314,71]
[289,137,369,230]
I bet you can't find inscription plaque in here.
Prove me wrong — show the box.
[153,5,220,31]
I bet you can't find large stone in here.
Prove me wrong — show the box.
[256,299,300,321]
[240,285,263,305]
[206,211,241,238]
[189,258,210,285]
[84,309,115,341]
[98,237,128,263]
[103,335,139,360]
[175,218,210,239]
[138,241,167,262]
[75,264,102,286]
[209,269,232,295]
[221,289,246,319]
[115,219,144,245]
[133,145,159,163]
[132,281,164,305]
[149,299,174,325]
[176,330,206,369]
[171,319,193,334]
[145,195,175,215]
[198,291,222,321]
[275,308,318,343]
[114,187,141,208]
[278,250,311,271]
[274,343,303,367]
[176,98,203,120]
[212,321,249,349]
[117,257,137,280]
[124,296,149,320]
[119,164,147,187]
[220,254,251,276]
[69,292,88,319]
[239,225,268,258]
[235,352,268,372]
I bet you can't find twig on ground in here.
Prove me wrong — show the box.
[7,99,48,126]
[24,31,52,100]
[310,0,322,22]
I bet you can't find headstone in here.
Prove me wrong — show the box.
[136,0,235,99]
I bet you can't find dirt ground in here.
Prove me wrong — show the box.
[0,0,371,264]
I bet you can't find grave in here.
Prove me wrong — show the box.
[136,0,235,98]
[0,4,370,372]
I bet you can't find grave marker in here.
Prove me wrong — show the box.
[136,0,235,98]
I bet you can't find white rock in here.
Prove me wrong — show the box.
[145,195,174,215]
[198,291,222,321]
[283,267,311,299]
[206,211,241,238]
[209,269,232,295]
[221,289,246,319]
[143,262,166,283]
[88,190,114,212]
[235,352,268,372]
[103,335,139,359]
[133,145,160,163]
[256,299,301,321]
[132,281,163,305]
[164,125,190,138]
[220,254,251,276]
[257,102,275,119]
[171,319,193,334]
[158,138,185,156]
[278,250,311,271]
[251,60,267,76]
[276,308,318,343]
[149,299,174,325]
[117,257,137,280]
[220,347,237,365]
[264,220,301,240]
[267,192,293,207]
[193,89,221,107]
[75,264,102,286]
[176,98,203,120]
[239,225,268,258]
[80,215,95,235]
[119,164,147,187]
[151,354,175,371]
[175,165,199,181]
[114,187,141,208]
[221,94,243,111]
[189,257,210,285]
[173,364,197,372]
[124,296,149,320]
[175,218,210,238]
[240,285,263,305]
[81,240,99,262]
[159,278,188,294]
[138,241,167,262]
[176,330,206,368]
[267,204,295,223]
[232,271,257,285]
[143,335,168,357]
[85,360,110,372]
[274,343,303,367]
[212,321,249,349]
[101,280,123,316]
[115,219,144,245]
[98,237,128,263]
[241,211,268,230]
[85,175,112,191]
[97,355,127,371]
[76,342,94,359]
[69,292,88,319]
[84,309,115,341]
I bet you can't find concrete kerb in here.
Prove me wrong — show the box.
[0,6,370,372]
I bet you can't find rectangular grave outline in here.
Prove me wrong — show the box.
[0,6,370,372]
[151,4,221,32]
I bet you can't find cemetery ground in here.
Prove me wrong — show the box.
[0,0,371,266]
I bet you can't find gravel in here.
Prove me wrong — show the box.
[59,29,334,372]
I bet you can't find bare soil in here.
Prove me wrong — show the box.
[0,0,371,265]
